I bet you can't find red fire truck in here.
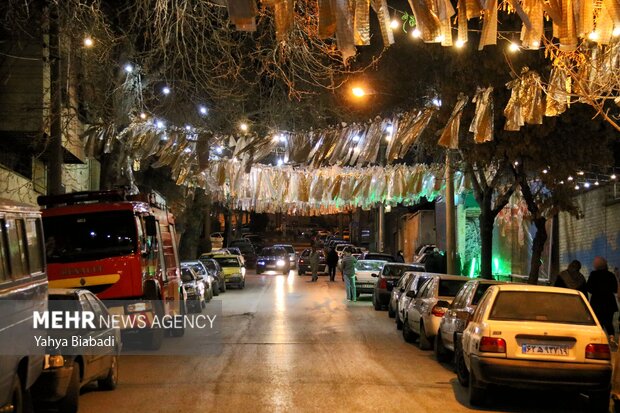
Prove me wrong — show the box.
[38,189,185,350]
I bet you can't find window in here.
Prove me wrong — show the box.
[181,268,196,283]
[489,291,595,325]
[397,273,412,289]
[451,282,471,309]
[417,279,432,298]
[214,257,241,268]
[438,279,468,298]
[25,219,43,274]
[472,283,493,305]
[6,219,28,278]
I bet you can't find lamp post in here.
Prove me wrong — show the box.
[445,150,456,274]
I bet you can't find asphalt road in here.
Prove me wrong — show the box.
[79,271,600,413]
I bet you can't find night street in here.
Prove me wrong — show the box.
[78,271,592,413]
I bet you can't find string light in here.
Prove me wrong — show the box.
[352,135,361,143]
[577,171,584,176]
[574,185,580,190]
[542,168,548,174]
[514,161,519,166]
[613,27,620,37]
[532,40,540,48]
[351,87,366,97]
[199,105,208,115]
[124,64,133,73]
[277,158,284,166]
[185,125,192,131]
[435,34,445,43]
[431,98,442,108]
[390,19,400,30]
[455,39,465,48]
[385,125,394,134]
[584,182,591,188]
[215,146,223,154]
[411,28,421,38]
[567,176,574,181]
[239,122,249,132]
[588,31,600,41]
[83,37,94,47]
[612,174,617,180]
[162,86,171,95]
[508,42,520,52]
[155,120,165,129]
[595,181,600,186]
[559,180,564,184]
[184,147,192,154]
[139,112,147,120]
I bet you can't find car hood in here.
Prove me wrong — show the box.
[221,267,242,275]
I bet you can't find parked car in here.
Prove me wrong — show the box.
[342,245,364,258]
[229,239,257,268]
[181,260,214,302]
[403,274,468,349]
[335,243,354,257]
[243,234,265,251]
[33,288,121,413]
[352,260,387,297]
[372,263,424,311]
[413,244,437,263]
[395,272,433,330]
[256,246,290,274]
[460,285,612,410]
[298,248,326,275]
[181,266,206,312]
[363,252,396,262]
[435,279,504,362]
[0,199,47,413]
[210,232,224,250]
[198,257,226,294]
[388,272,415,318]
[211,254,246,288]
[274,244,298,269]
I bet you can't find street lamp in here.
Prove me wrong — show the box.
[351,87,366,98]
[239,122,249,132]
[83,37,94,47]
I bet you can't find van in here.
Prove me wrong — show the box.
[0,198,47,412]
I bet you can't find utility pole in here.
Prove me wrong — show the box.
[377,203,385,252]
[445,150,456,275]
[47,1,64,195]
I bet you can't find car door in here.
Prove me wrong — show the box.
[410,279,434,334]
[84,292,117,379]
[442,282,473,348]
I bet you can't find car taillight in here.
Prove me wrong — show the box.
[378,277,387,289]
[586,343,611,360]
[431,305,446,317]
[479,336,506,353]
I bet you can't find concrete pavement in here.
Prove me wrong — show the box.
[79,271,595,413]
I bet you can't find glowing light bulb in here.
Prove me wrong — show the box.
[156,120,165,129]
[351,87,366,97]
[185,125,192,131]
[455,39,465,48]
[432,98,442,108]
[385,125,394,134]
[577,171,584,175]
[567,176,574,181]
[199,105,208,115]
[612,174,617,180]
[279,134,286,143]
[542,169,548,174]
[162,86,171,95]
[411,28,421,38]
[514,161,519,166]
[124,64,133,73]
[508,42,520,52]
[584,182,591,188]
[613,27,620,37]
[215,146,223,154]
[532,40,540,48]
[352,135,360,143]
[390,19,399,30]
[574,185,580,190]
[277,158,284,166]
[435,34,445,43]
[559,180,564,185]
[595,181,600,186]
[83,37,94,47]
[588,31,600,41]
[139,112,147,120]
[239,122,249,132]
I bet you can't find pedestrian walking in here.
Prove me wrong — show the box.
[554,260,587,295]
[309,247,320,282]
[586,256,618,342]
[326,247,338,282]
[396,250,405,263]
[341,250,358,301]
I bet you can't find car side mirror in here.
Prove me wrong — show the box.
[406,291,416,298]
[371,273,378,278]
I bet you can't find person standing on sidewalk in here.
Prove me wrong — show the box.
[341,250,358,301]
[326,247,338,282]
[587,256,618,343]
[309,247,320,282]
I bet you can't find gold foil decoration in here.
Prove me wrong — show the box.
[503,68,544,131]
[438,93,469,149]
[226,0,258,30]
[331,0,356,62]
[545,66,570,117]
[407,0,441,42]
[436,0,455,46]
[354,0,371,45]
[274,0,295,41]
[457,0,468,44]
[479,0,498,50]
[371,0,395,47]
[575,0,594,37]
[465,0,481,19]
[559,0,578,50]
[604,0,620,23]
[469,87,494,143]
[386,109,434,161]
[520,0,543,50]
[319,0,337,39]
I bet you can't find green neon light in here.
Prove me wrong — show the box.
[469,257,477,278]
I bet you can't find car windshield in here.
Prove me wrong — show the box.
[44,210,137,263]
[438,279,468,297]
[365,254,394,262]
[356,261,385,271]
[383,264,418,277]
[234,244,255,254]
[489,291,596,325]
[472,283,493,305]
[260,248,284,256]
[277,246,295,254]
[181,268,195,283]
[48,295,80,312]
[213,257,241,267]
[186,263,206,275]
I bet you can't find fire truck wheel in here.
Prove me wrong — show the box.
[143,298,164,349]
[170,291,185,337]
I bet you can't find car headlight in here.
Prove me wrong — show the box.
[276,260,285,267]
[127,302,152,313]
[257,261,265,265]
[44,354,65,369]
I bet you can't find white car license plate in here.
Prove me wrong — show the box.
[521,344,569,356]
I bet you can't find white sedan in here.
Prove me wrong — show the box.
[352,260,386,297]
[461,284,612,410]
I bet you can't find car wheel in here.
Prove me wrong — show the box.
[220,282,227,293]
[419,323,433,350]
[9,373,32,413]
[388,304,396,318]
[170,296,185,337]
[373,295,382,311]
[588,388,611,412]
[434,331,450,362]
[402,320,417,343]
[58,362,80,413]
[454,336,469,387]
[240,280,245,289]
[98,355,119,390]
[257,270,263,275]
[212,281,220,296]
[298,270,304,276]
[468,369,487,407]
[396,315,403,330]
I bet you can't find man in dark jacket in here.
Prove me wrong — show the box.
[554,260,587,295]
[586,256,618,339]
[326,247,338,282]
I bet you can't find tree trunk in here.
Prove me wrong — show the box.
[528,217,547,285]
[47,2,64,195]
[224,208,232,247]
[479,196,494,279]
